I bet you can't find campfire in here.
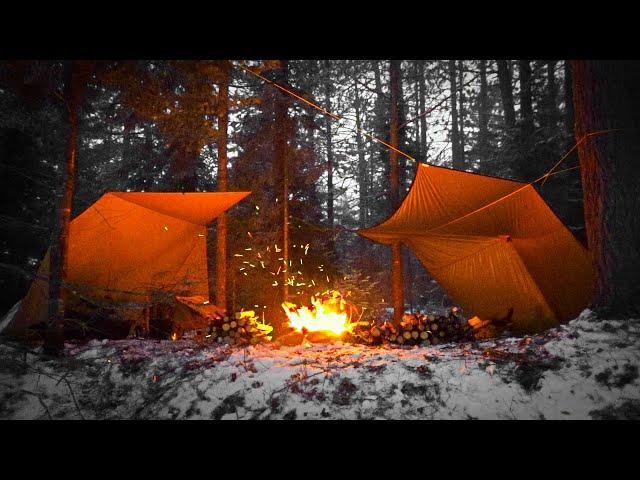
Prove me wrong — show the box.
[281,290,356,340]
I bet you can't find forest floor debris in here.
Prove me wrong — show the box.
[1,309,639,419]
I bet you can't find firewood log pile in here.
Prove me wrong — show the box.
[206,310,273,346]
[354,307,475,346]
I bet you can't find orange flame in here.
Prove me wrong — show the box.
[281,292,352,336]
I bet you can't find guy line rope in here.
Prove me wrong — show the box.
[234,61,621,230]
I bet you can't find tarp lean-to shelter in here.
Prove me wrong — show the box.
[358,163,596,332]
[10,191,250,331]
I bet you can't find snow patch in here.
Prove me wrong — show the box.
[1,311,640,419]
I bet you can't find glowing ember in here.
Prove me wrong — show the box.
[282,291,353,336]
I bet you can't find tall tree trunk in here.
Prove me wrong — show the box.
[389,59,404,325]
[457,60,466,167]
[396,62,407,192]
[168,141,198,191]
[546,60,559,127]
[564,60,575,137]
[519,60,534,137]
[405,245,415,313]
[477,60,489,160]
[274,60,290,303]
[120,113,135,183]
[136,125,155,190]
[373,60,388,198]
[413,64,421,158]
[418,61,428,161]
[215,61,230,311]
[367,137,376,221]
[45,61,87,355]
[497,60,516,129]
[354,75,368,228]
[323,60,334,227]
[389,61,401,208]
[449,60,463,169]
[571,60,640,315]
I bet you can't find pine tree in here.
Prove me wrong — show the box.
[46,60,94,355]
[519,60,534,138]
[418,61,428,160]
[353,65,369,228]
[497,60,516,130]
[449,60,463,169]
[389,59,404,324]
[215,61,231,311]
[571,60,640,315]
[563,60,575,138]
[477,59,490,161]
[323,60,335,228]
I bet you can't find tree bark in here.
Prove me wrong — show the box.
[389,59,404,324]
[571,60,640,315]
[497,60,516,129]
[215,61,230,311]
[449,60,463,169]
[323,60,334,228]
[46,61,88,355]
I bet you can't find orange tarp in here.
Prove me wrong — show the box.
[12,191,250,331]
[358,164,596,332]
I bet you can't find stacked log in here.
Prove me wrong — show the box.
[354,307,474,346]
[207,310,273,346]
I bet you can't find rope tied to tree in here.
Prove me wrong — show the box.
[236,62,417,163]
[234,61,623,236]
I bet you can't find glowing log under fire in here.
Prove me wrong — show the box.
[281,293,353,337]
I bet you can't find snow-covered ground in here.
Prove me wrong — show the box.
[1,309,639,420]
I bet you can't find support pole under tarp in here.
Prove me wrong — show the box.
[389,59,404,324]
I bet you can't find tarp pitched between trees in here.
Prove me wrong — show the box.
[358,163,596,332]
[11,191,250,331]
